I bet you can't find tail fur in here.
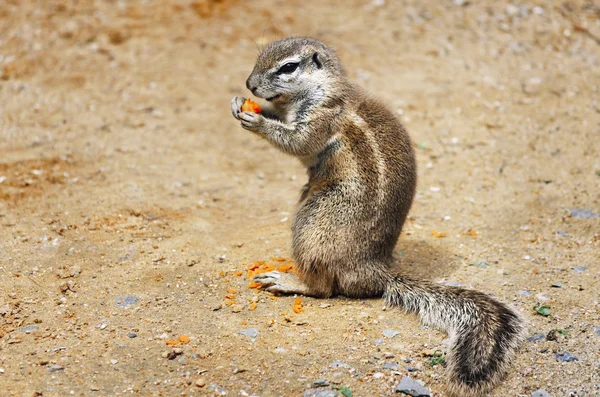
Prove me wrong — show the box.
[384,273,526,397]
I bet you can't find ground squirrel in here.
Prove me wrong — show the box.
[230,37,526,397]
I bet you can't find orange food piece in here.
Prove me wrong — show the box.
[293,297,304,314]
[248,281,262,289]
[248,262,261,271]
[227,287,238,294]
[249,302,257,311]
[234,271,243,277]
[431,230,447,238]
[241,98,262,114]
[225,300,236,306]
[468,229,478,237]
[271,256,288,262]
[178,335,190,344]
[165,340,180,346]
[277,264,294,272]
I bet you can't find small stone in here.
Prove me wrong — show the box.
[382,329,400,338]
[330,360,350,368]
[110,359,118,365]
[569,209,599,219]
[48,365,64,372]
[556,231,569,238]
[554,352,578,362]
[383,362,400,370]
[546,329,566,342]
[373,372,385,378]
[311,378,330,388]
[406,365,418,372]
[394,376,432,396]
[0,368,4,374]
[303,390,337,397]
[519,290,533,297]
[527,333,545,342]
[273,347,286,354]
[19,325,39,333]
[572,266,587,273]
[114,296,139,308]
[531,389,551,397]
[593,326,600,336]
[373,338,384,346]
[195,378,206,387]
[207,384,227,395]
[172,348,183,355]
[238,328,258,339]
[161,351,169,358]
[128,333,137,338]
[551,283,563,288]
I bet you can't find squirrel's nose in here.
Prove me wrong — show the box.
[246,78,258,95]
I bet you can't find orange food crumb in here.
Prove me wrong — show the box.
[224,294,237,300]
[165,340,180,346]
[155,274,164,281]
[234,271,243,277]
[241,320,247,325]
[270,296,277,300]
[248,282,262,289]
[178,335,190,344]
[241,98,262,114]
[468,229,478,237]
[249,302,257,311]
[277,264,295,272]
[247,262,261,271]
[227,287,238,294]
[271,256,288,262]
[293,297,304,314]
[225,300,236,306]
[269,318,275,324]
[431,230,447,238]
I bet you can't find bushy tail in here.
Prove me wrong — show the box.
[384,273,526,397]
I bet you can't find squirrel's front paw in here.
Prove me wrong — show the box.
[230,96,246,120]
[239,111,264,132]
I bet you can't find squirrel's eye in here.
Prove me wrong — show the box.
[276,62,299,75]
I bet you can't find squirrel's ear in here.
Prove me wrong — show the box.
[312,52,323,69]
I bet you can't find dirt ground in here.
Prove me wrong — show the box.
[1,1,599,396]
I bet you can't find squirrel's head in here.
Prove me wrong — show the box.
[246,37,344,104]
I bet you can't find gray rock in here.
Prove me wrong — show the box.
[311,378,330,388]
[19,325,39,333]
[383,362,400,370]
[527,333,545,342]
[303,390,337,397]
[555,352,578,362]
[47,365,64,372]
[114,296,139,308]
[406,365,418,372]
[330,360,350,368]
[531,389,551,397]
[519,290,533,297]
[207,384,227,395]
[237,328,258,339]
[468,259,489,268]
[395,376,431,396]
[372,338,384,346]
[128,333,137,338]
[593,326,600,337]
[569,209,599,219]
[572,266,587,273]
[383,329,400,338]
[556,231,569,238]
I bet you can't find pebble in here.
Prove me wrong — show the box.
[551,283,563,288]
[330,360,350,368]
[19,325,39,333]
[373,338,384,346]
[556,231,569,238]
[303,390,337,397]
[373,372,385,378]
[383,362,400,370]
[128,333,137,338]
[0,368,4,374]
[554,352,579,362]
[406,365,418,372]
[395,376,432,396]
[48,365,64,372]
[527,333,545,342]
[572,266,587,273]
[593,326,600,337]
[569,209,599,219]
[519,290,533,297]
[207,384,227,395]
[382,329,400,338]
[195,378,206,387]
[114,296,139,308]
[237,328,258,339]
[531,389,551,397]
[110,359,118,365]
[311,378,330,388]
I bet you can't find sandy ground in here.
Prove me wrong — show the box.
[1,1,599,396]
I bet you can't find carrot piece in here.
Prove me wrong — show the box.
[293,297,304,313]
[165,340,180,346]
[178,335,190,344]
[248,282,262,289]
[249,302,257,311]
[241,98,262,113]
